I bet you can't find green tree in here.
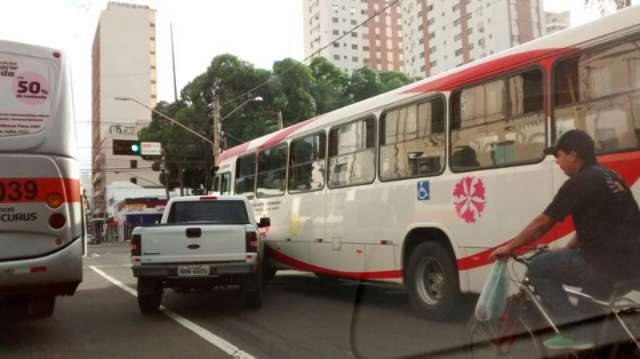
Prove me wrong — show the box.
[308,57,349,115]
[272,58,316,126]
[345,66,383,102]
[380,70,411,92]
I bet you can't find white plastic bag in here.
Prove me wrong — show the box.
[474,259,509,321]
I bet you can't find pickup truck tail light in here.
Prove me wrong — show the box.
[246,231,258,253]
[131,234,141,256]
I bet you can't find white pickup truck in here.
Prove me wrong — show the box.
[130,195,270,314]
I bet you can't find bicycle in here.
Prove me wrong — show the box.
[467,246,640,359]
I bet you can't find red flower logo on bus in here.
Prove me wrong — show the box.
[453,176,486,224]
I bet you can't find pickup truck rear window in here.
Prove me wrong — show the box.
[167,201,250,224]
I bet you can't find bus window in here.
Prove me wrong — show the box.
[380,97,445,180]
[289,132,326,193]
[328,117,376,187]
[213,172,231,195]
[451,69,545,171]
[257,144,287,197]
[220,172,231,195]
[212,175,220,193]
[553,40,640,153]
[234,153,256,198]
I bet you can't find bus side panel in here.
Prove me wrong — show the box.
[456,160,555,294]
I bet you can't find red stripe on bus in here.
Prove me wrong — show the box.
[218,143,250,162]
[258,116,321,152]
[457,151,640,271]
[265,246,402,280]
[403,48,576,94]
[219,116,323,162]
[0,178,80,204]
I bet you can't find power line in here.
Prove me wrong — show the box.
[220,0,403,108]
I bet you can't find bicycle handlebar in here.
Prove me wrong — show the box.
[511,245,549,266]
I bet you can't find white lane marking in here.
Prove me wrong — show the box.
[83,264,131,269]
[89,266,256,359]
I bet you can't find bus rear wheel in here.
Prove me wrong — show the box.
[29,296,55,318]
[406,241,459,321]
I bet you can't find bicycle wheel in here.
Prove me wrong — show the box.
[608,310,640,359]
[468,316,545,359]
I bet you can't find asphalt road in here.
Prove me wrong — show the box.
[1,242,601,359]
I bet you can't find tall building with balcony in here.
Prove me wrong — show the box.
[401,0,546,79]
[544,10,570,34]
[303,0,404,73]
[91,1,159,219]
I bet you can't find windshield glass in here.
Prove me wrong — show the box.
[3,2,640,359]
[168,200,249,224]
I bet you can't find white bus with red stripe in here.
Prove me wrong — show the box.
[0,40,82,317]
[213,6,640,319]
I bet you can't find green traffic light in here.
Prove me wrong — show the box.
[131,143,140,153]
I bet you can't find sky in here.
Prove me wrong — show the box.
[1,0,636,173]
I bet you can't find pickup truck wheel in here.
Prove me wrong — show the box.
[137,279,162,314]
[241,274,263,309]
[263,266,277,285]
[29,296,55,318]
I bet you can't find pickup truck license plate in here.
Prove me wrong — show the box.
[178,265,210,276]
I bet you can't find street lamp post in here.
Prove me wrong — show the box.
[211,95,262,163]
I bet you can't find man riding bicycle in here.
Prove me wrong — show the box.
[490,129,640,351]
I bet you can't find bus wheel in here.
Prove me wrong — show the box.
[29,296,55,318]
[137,278,162,314]
[406,241,459,321]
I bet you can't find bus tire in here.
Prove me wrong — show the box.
[137,278,162,314]
[29,296,55,318]
[406,241,459,321]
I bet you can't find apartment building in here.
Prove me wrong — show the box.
[91,1,158,218]
[303,0,404,73]
[401,0,546,79]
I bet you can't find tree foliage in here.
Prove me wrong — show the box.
[138,55,411,193]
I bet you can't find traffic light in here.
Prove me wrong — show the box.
[113,139,141,156]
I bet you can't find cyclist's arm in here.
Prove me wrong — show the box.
[490,214,556,259]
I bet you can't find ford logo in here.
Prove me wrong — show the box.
[187,244,200,250]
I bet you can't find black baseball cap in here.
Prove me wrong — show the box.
[544,129,596,159]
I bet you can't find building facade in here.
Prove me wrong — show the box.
[544,10,570,34]
[303,0,405,73]
[401,0,546,79]
[91,1,159,218]
[304,1,554,80]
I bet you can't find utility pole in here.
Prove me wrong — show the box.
[161,148,170,199]
[211,85,222,167]
[277,110,284,130]
[170,23,178,102]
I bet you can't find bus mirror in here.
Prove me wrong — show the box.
[258,217,271,228]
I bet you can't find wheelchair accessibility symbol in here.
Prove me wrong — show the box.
[417,181,430,201]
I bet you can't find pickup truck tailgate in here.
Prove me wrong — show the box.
[140,225,247,263]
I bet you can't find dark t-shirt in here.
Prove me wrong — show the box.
[544,163,640,278]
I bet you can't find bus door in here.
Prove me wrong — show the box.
[315,119,377,275]
[285,133,328,268]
